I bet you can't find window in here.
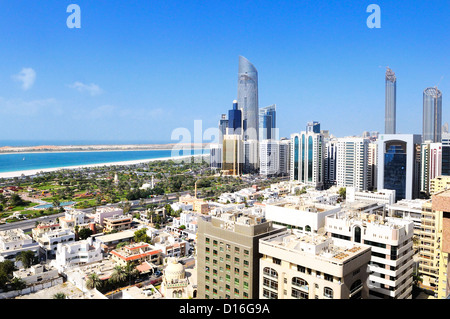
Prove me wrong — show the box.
[324,273,333,282]
[263,267,278,279]
[263,288,278,299]
[324,287,333,298]
[291,288,308,299]
[272,257,281,265]
[292,277,308,290]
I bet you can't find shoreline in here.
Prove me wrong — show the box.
[0,154,209,179]
[0,143,209,155]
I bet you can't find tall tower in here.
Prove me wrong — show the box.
[259,104,276,140]
[237,56,259,172]
[385,67,397,134]
[423,87,443,143]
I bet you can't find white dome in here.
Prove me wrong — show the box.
[164,258,185,281]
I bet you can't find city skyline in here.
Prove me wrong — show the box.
[0,1,449,143]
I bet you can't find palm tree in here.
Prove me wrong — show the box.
[15,250,36,269]
[86,273,102,290]
[124,262,139,285]
[53,292,66,299]
[109,265,126,287]
[11,277,26,290]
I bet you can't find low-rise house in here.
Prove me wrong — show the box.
[53,237,103,271]
[153,233,190,258]
[0,229,40,267]
[13,264,62,289]
[103,215,133,233]
[35,228,76,257]
[110,242,162,267]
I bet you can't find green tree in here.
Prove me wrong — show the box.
[78,228,93,240]
[338,187,346,199]
[53,292,66,299]
[86,273,102,290]
[15,250,36,269]
[109,265,126,287]
[134,228,151,243]
[11,277,26,290]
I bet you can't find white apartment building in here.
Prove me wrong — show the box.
[325,209,415,299]
[420,141,442,195]
[0,229,40,267]
[259,140,280,176]
[53,237,103,271]
[36,228,76,256]
[264,198,341,232]
[336,137,368,191]
[259,230,371,299]
[290,131,324,189]
[387,198,429,236]
[346,187,396,206]
[93,207,124,226]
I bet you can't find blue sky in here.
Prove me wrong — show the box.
[0,0,449,144]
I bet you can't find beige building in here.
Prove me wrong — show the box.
[430,175,450,195]
[419,190,450,298]
[103,215,132,233]
[259,230,371,299]
[196,210,285,299]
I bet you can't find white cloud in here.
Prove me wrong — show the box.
[69,81,103,96]
[12,68,36,90]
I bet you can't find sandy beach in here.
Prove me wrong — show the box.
[0,154,208,179]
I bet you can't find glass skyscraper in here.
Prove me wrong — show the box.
[259,104,276,140]
[423,87,442,143]
[227,100,242,135]
[377,134,421,201]
[383,141,407,201]
[385,68,396,134]
[237,56,259,142]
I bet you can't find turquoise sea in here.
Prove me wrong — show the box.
[0,147,209,174]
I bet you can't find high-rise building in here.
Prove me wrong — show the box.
[209,143,222,170]
[237,56,259,173]
[367,142,378,191]
[306,121,320,134]
[377,134,421,201]
[237,56,259,142]
[419,194,450,299]
[324,139,337,188]
[218,114,228,144]
[259,140,279,176]
[385,67,397,134]
[222,134,244,176]
[290,131,324,189]
[196,209,285,299]
[278,138,291,176]
[259,105,276,141]
[423,87,443,143]
[335,137,368,191]
[441,132,450,176]
[420,141,442,196]
[227,100,242,135]
[244,140,259,173]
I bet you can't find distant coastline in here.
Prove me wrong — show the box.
[0,152,209,179]
[0,143,209,155]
